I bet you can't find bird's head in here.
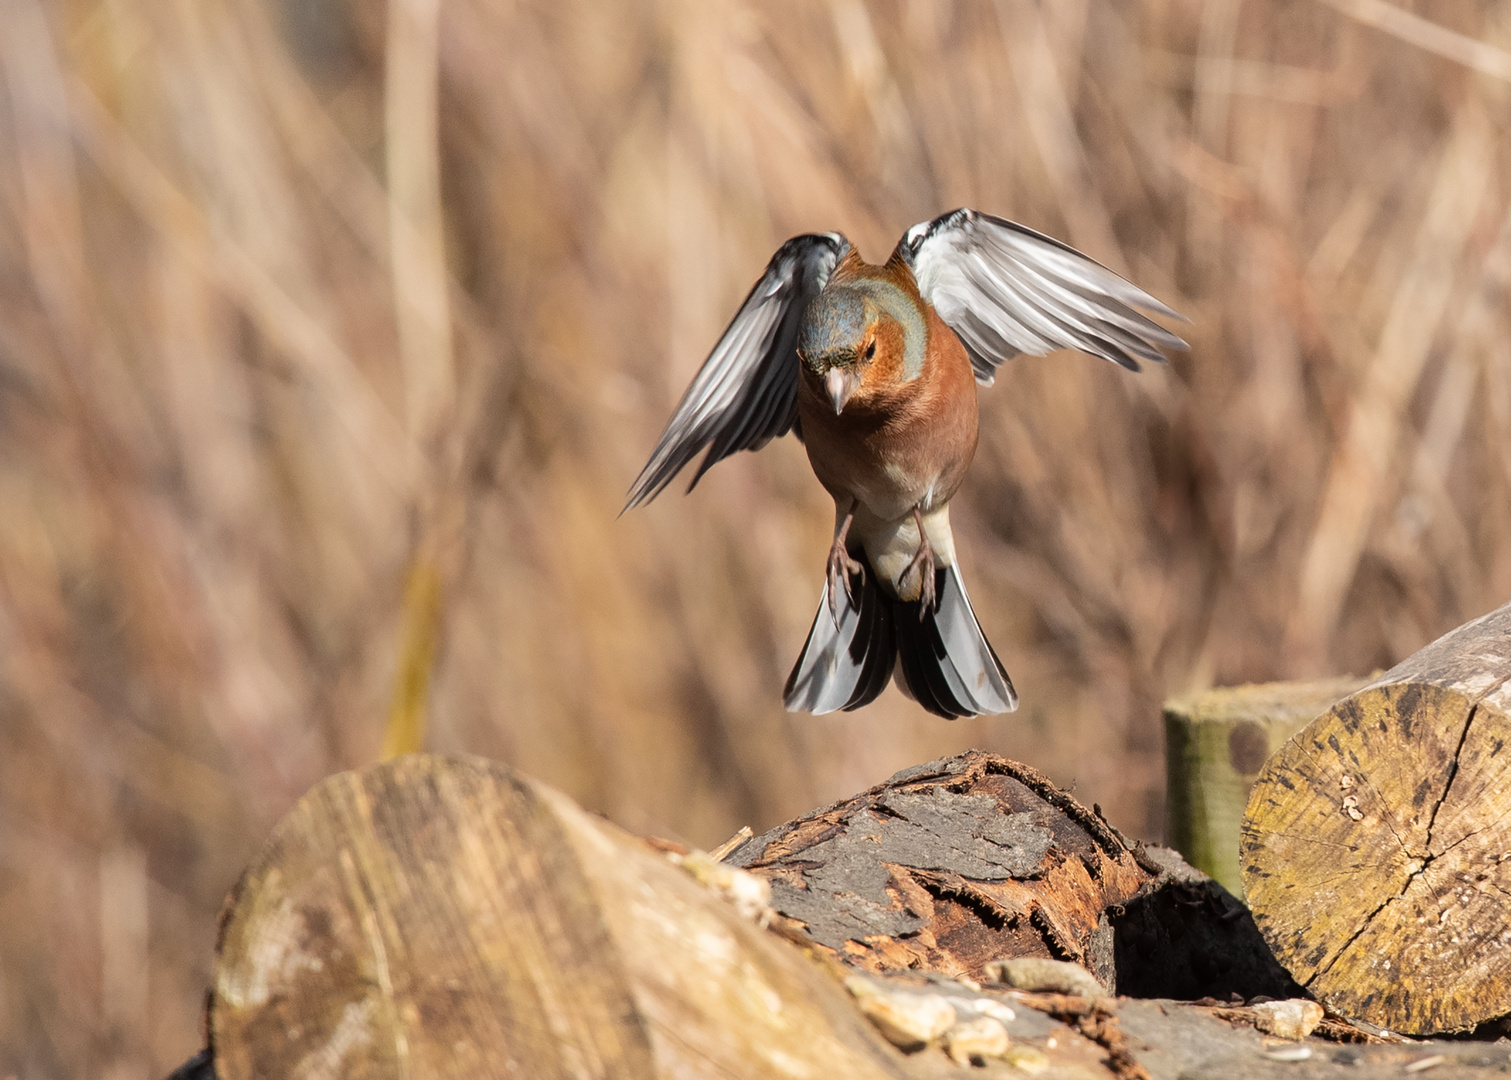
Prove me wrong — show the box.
[797,287,884,415]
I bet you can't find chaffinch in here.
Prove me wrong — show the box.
[627,209,1185,718]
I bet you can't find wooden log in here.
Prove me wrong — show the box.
[210,753,920,1080]
[206,750,1300,1077]
[728,752,1151,985]
[1241,601,1511,1035]
[1164,677,1367,895]
[729,750,1298,1001]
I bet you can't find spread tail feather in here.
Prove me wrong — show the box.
[893,564,1017,718]
[784,560,1017,718]
[783,564,895,714]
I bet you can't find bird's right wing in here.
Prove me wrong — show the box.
[625,233,850,510]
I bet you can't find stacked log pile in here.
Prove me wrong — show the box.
[179,601,1511,1076]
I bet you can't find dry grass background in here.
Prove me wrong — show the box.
[2,0,1511,1072]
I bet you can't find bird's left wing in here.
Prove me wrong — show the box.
[625,232,849,509]
[900,208,1186,384]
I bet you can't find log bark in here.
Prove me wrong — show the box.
[1241,601,1511,1034]
[1164,677,1366,895]
[729,750,1297,1001]
[206,750,1299,1078]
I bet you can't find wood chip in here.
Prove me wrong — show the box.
[845,976,957,1050]
[1262,1045,1313,1061]
[944,1016,1010,1066]
[986,957,1107,999]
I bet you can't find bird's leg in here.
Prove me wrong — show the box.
[902,506,937,619]
[827,501,866,624]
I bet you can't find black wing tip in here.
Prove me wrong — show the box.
[621,459,677,513]
[621,478,659,515]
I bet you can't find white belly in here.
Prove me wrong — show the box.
[846,502,957,602]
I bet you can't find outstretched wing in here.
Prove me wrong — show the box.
[899,208,1186,384]
[625,232,850,509]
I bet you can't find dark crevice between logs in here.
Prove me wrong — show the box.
[1110,858,1301,1001]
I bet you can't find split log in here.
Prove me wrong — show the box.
[210,753,918,1080]
[1163,677,1367,895]
[1241,601,1511,1035]
[728,750,1297,1001]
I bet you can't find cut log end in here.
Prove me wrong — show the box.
[1242,602,1511,1035]
[1164,676,1367,895]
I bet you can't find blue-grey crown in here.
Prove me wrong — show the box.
[799,288,873,368]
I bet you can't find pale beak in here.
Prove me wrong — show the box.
[825,367,860,415]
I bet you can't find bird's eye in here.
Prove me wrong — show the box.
[863,340,876,362]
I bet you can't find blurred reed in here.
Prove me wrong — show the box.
[2,0,1511,1072]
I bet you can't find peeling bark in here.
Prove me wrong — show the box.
[730,750,1296,1000]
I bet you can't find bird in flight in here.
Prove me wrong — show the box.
[626,209,1185,718]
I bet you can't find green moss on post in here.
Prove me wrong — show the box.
[1164,678,1365,896]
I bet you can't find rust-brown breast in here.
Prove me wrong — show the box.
[797,262,979,522]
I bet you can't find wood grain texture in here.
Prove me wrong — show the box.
[211,754,657,1079]
[1164,677,1367,895]
[210,753,951,1079]
[1241,601,1511,1034]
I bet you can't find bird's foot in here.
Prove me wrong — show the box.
[827,539,866,624]
[903,511,937,620]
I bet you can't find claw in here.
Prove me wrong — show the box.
[903,507,937,620]
[827,501,865,626]
[827,542,866,625]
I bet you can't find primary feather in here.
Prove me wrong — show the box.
[624,232,849,509]
[901,208,1186,383]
